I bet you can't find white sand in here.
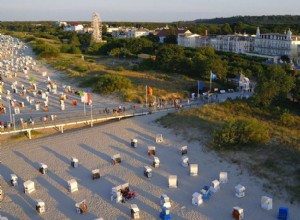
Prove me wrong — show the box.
[0,111,299,220]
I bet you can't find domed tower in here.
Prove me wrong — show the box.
[91,12,102,43]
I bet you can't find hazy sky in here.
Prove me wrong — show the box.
[0,0,299,22]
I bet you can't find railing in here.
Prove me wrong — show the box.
[0,100,205,138]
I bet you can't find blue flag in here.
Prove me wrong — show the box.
[198,81,204,90]
[210,72,217,80]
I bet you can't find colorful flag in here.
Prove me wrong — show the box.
[198,81,204,90]
[210,72,217,80]
[81,92,92,104]
[147,86,153,95]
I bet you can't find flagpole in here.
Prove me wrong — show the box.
[197,80,199,97]
[146,85,148,108]
[209,71,212,93]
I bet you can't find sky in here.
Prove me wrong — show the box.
[0,0,300,22]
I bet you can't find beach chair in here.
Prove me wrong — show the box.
[160,206,171,220]
[0,215,8,220]
[36,199,45,214]
[92,169,100,180]
[39,163,48,174]
[10,174,18,186]
[75,200,88,214]
[111,154,121,165]
[219,172,228,184]
[153,157,160,168]
[232,207,244,220]
[200,186,211,200]
[168,175,178,188]
[156,134,163,143]
[180,146,188,155]
[181,156,189,167]
[111,186,122,203]
[190,164,198,176]
[14,107,20,114]
[144,166,153,178]
[261,196,272,210]
[71,157,79,168]
[192,192,203,206]
[235,184,246,198]
[148,146,156,156]
[0,186,3,201]
[131,204,140,219]
[131,139,138,148]
[210,180,220,193]
[277,207,289,220]
[24,180,35,194]
[68,179,78,193]
[160,194,171,208]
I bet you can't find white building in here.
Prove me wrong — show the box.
[177,27,300,63]
[178,33,200,48]
[56,21,68,27]
[63,24,84,32]
[254,27,300,63]
[111,27,150,39]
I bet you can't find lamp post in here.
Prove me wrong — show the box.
[83,101,86,116]
[13,114,16,130]
[90,104,93,127]
[9,99,12,123]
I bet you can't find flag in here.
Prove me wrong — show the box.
[147,86,153,95]
[81,92,92,104]
[210,72,217,80]
[198,81,204,91]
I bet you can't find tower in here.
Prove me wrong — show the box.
[91,12,102,43]
[256,27,260,37]
[287,28,292,40]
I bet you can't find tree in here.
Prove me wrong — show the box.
[164,34,177,44]
[254,65,295,107]
[70,33,81,47]
[291,77,300,102]
[155,44,185,72]
[221,23,233,35]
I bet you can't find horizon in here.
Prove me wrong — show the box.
[1,0,300,22]
[1,14,300,23]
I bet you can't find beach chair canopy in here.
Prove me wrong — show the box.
[219,172,228,183]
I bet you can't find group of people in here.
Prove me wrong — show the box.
[121,187,136,202]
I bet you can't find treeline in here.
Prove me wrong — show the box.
[193,15,300,25]
[89,37,267,78]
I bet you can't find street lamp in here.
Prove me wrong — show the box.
[90,104,93,127]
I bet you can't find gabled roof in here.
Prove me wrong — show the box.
[233,73,249,82]
[156,29,190,37]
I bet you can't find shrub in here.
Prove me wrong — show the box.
[279,111,296,127]
[74,65,88,72]
[93,74,132,94]
[115,66,124,72]
[68,45,81,54]
[213,118,270,150]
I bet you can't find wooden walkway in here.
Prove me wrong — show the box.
[0,105,191,139]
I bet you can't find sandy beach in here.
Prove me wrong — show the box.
[0,110,299,220]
